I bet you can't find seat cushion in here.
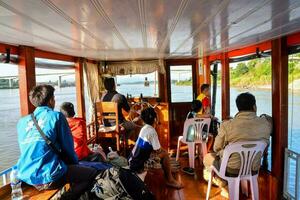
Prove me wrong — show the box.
[99,125,116,132]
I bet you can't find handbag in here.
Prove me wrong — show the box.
[30,113,75,165]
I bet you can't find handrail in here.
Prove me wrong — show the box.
[0,167,12,186]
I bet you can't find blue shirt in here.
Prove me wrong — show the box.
[17,106,78,185]
[129,124,161,172]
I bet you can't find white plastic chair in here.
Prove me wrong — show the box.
[206,141,267,200]
[176,118,211,168]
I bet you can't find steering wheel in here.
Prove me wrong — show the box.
[128,102,160,126]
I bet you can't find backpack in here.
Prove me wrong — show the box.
[118,168,155,200]
[91,166,155,200]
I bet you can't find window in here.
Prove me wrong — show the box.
[288,53,300,153]
[229,57,272,170]
[35,58,76,113]
[169,65,193,102]
[286,53,300,197]
[0,63,20,172]
[116,71,159,98]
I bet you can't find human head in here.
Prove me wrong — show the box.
[29,84,55,109]
[191,100,202,113]
[236,92,257,112]
[104,77,116,92]
[201,84,210,96]
[60,102,76,118]
[141,107,157,126]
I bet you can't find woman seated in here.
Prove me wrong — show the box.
[129,107,183,189]
[60,102,105,162]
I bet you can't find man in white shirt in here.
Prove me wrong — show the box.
[129,107,182,189]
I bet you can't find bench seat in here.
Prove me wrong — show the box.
[0,183,69,200]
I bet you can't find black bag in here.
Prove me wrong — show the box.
[30,113,75,165]
[118,168,155,200]
[209,118,220,137]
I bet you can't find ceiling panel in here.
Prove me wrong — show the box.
[0,0,299,60]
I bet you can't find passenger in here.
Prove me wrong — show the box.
[186,100,212,119]
[16,85,97,200]
[101,77,137,140]
[203,92,272,196]
[129,107,183,189]
[196,84,211,115]
[183,100,211,175]
[60,102,105,162]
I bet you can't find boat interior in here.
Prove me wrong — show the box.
[0,0,300,199]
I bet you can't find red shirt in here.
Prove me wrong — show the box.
[67,117,92,160]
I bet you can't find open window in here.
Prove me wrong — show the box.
[116,71,159,98]
[0,62,20,173]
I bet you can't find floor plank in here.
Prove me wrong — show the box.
[145,154,271,200]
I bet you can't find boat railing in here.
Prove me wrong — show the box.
[0,167,12,187]
[87,121,97,144]
[284,148,300,199]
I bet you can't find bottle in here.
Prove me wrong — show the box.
[10,166,23,200]
[107,147,118,160]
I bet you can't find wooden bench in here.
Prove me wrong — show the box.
[0,183,69,200]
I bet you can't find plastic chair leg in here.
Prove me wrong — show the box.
[228,179,240,200]
[201,143,207,158]
[241,180,248,197]
[176,138,181,161]
[206,170,213,200]
[188,143,195,169]
[250,176,259,200]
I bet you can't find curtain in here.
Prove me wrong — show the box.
[105,59,165,75]
[83,60,103,122]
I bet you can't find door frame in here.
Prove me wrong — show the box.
[165,59,198,147]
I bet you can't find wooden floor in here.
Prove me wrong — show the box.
[145,155,272,200]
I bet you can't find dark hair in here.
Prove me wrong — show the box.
[29,85,55,107]
[141,107,157,125]
[60,102,76,118]
[104,78,115,91]
[191,100,202,112]
[236,92,256,111]
[200,84,210,92]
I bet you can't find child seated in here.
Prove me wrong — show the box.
[60,102,105,162]
[186,100,212,119]
[129,107,183,189]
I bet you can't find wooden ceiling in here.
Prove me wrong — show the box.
[0,0,300,60]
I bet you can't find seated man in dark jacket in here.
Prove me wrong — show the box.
[101,77,137,140]
[17,85,97,199]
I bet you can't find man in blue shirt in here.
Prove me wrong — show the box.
[17,85,97,199]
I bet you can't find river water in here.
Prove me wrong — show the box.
[0,85,299,194]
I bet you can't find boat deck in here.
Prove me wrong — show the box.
[145,156,271,200]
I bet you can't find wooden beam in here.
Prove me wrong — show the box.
[203,56,211,84]
[18,46,36,116]
[35,49,75,62]
[0,42,19,55]
[271,37,288,199]
[75,58,86,119]
[221,52,230,120]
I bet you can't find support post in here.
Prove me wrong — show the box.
[75,58,86,119]
[271,37,288,199]
[221,52,230,120]
[203,56,211,84]
[18,46,36,116]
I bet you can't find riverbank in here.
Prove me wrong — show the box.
[255,79,300,91]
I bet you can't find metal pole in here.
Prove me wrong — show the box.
[211,63,218,116]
